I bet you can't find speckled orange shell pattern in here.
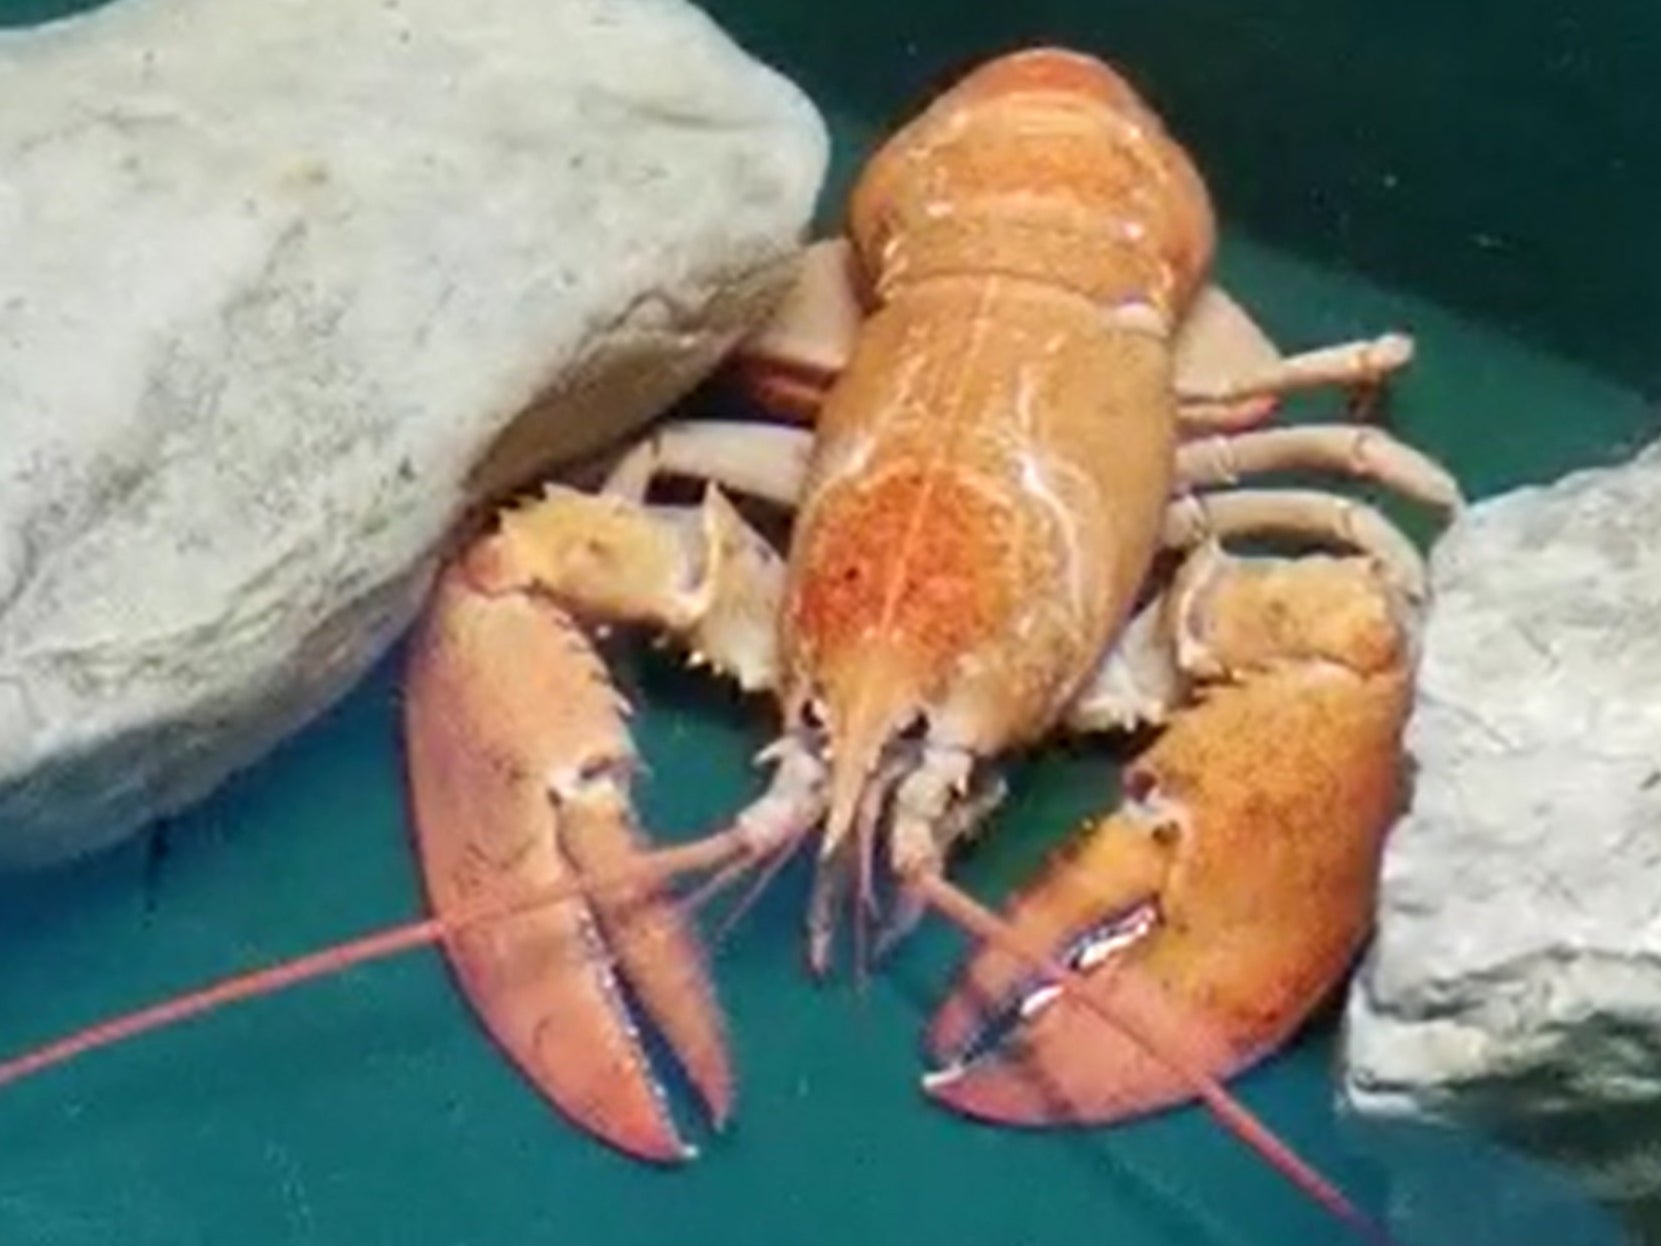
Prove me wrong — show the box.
[780,52,1216,754]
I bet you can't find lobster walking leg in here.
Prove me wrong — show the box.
[1163,489,1430,597]
[1063,592,1189,733]
[1175,332,1413,415]
[1176,425,1463,509]
[587,411,1467,555]
[735,239,866,422]
[735,238,1416,435]
[601,421,811,509]
[1163,286,1283,429]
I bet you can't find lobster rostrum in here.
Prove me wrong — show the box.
[0,47,1460,1239]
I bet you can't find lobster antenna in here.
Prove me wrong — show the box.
[0,830,748,1092]
[710,839,799,947]
[908,872,1399,1246]
[0,830,1392,1246]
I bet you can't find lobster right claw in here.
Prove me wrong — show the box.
[923,553,1415,1126]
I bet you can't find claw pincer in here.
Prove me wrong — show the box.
[404,540,735,1162]
[924,554,1416,1124]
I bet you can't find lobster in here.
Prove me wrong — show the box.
[0,47,1460,1241]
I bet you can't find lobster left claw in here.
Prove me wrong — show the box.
[923,551,1416,1125]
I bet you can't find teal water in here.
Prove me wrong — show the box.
[0,229,1653,1245]
[3,3,1660,1242]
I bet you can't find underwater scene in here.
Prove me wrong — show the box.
[2,2,1658,1244]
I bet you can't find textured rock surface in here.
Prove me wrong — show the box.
[0,0,826,866]
[1341,433,1661,1212]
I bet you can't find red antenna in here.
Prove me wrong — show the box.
[0,828,1397,1246]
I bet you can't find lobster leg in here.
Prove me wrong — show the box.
[601,420,811,510]
[923,547,1414,1125]
[1176,425,1464,511]
[1163,488,1429,598]
[589,414,1465,568]
[1068,449,1440,730]
[1063,591,1189,733]
[1175,330,1413,422]
[1066,469,1434,742]
[482,483,789,690]
[732,238,866,423]
[731,237,1318,432]
[582,414,1447,715]
[1167,285,1284,430]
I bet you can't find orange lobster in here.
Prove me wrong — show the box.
[0,47,1459,1240]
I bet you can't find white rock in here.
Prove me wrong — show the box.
[0,0,827,866]
[1341,434,1661,1210]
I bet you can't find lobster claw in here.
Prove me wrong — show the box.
[923,553,1415,1125]
[403,553,733,1163]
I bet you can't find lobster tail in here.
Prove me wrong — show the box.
[846,47,1216,320]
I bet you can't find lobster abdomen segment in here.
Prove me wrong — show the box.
[848,49,1215,318]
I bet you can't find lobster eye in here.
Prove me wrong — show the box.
[799,697,829,733]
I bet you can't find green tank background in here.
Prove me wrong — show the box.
[704,0,1661,402]
[1,2,1657,1245]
